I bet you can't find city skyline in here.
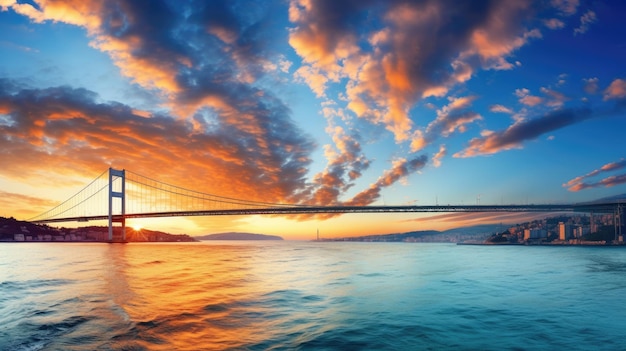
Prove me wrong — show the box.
[1,0,625,239]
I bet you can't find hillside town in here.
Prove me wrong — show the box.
[1,212,624,245]
[486,213,624,245]
[0,217,196,242]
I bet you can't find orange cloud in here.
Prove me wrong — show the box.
[564,158,626,191]
[0,82,315,210]
[567,175,626,192]
[294,65,329,98]
[7,0,286,120]
[2,1,344,215]
[6,1,451,224]
[0,0,15,10]
[10,0,101,27]
[467,28,540,70]
[604,78,626,100]
[288,0,539,144]
[95,36,183,94]
[432,145,447,168]
[7,1,184,95]
[306,126,370,206]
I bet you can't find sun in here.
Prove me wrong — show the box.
[131,224,143,231]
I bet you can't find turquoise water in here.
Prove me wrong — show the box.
[1,242,625,350]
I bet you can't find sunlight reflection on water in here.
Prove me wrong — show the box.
[1,242,626,350]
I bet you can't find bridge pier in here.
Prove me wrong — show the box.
[108,168,126,242]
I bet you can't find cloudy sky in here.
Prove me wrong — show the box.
[1,0,625,239]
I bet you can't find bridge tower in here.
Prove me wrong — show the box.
[108,168,126,242]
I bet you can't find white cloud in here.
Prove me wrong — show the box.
[583,77,599,94]
[551,0,580,16]
[544,18,565,29]
[490,104,514,114]
[515,88,543,106]
[432,145,447,168]
[574,10,597,35]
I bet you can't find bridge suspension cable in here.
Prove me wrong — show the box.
[124,170,304,215]
[28,168,307,223]
[27,167,623,228]
[27,169,110,222]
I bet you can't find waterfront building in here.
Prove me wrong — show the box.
[557,222,574,241]
[524,228,547,241]
[524,229,530,241]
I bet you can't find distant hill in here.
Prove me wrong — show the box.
[195,232,283,240]
[440,223,505,236]
[324,230,441,242]
[0,217,59,241]
[322,224,503,243]
[579,193,626,204]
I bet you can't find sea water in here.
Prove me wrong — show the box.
[1,241,626,350]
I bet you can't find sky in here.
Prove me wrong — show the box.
[1,0,625,240]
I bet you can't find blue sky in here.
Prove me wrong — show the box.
[0,0,625,239]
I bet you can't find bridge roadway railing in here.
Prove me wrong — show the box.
[32,202,620,224]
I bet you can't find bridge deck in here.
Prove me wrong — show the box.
[32,203,620,224]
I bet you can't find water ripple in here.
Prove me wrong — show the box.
[1,242,626,350]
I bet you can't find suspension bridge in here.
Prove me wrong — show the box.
[28,168,624,242]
